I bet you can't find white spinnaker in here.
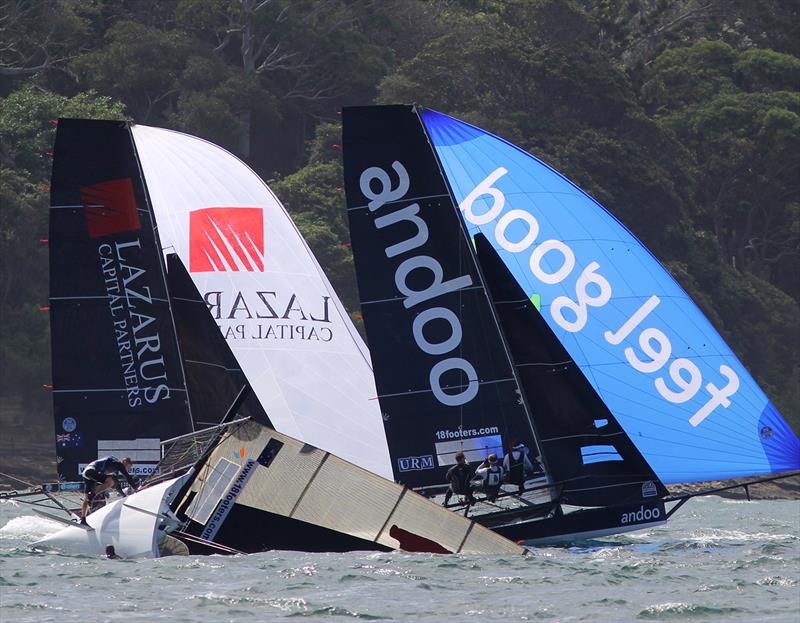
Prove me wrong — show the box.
[131,125,391,479]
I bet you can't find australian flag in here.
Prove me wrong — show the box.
[56,432,83,448]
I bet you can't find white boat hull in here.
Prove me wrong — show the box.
[33,475,188,558]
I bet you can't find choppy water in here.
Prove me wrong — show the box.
[1,496,798,622]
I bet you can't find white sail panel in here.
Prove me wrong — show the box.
[131,125,391,479]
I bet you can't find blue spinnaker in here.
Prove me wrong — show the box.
[421,108,800,484]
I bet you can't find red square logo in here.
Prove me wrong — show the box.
[189,207,265,272]
[81,178,141,239]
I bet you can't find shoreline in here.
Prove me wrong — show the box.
[2,400,798,500]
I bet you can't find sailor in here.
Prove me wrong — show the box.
[474,453,503,502]
[443,451,476,506]
[503,440,535,494]
[105,544,121,559]
[80,456,137,524]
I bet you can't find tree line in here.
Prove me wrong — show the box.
[1,0,797,432]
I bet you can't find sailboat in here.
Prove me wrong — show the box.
[25,117,523,557]
[341,105,800,543]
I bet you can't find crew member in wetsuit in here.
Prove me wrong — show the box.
[474,453,503,502]
[80,456,137,524]
[503,440,535,494]
[443,451,476,506]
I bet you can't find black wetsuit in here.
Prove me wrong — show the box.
[506,451,525,492]
[443,463,475,505]
[82,456,136,500]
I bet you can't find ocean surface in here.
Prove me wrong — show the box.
[0,496,797,622]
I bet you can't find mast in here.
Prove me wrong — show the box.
[411,105,551,479]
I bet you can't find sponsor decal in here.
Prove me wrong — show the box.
[190,207,264,272]
[435,426,499,441]
[201,459,257,540]
[81,178,141,239]
[98,240,171,407]
[56,432,83,448]
[397,455,435,472]
[620,505,662,525]
[358,161,477,407]
[641,480,658,498]
[460,168,740,427]
[128,464,156,477]
[61,417,77,432]
[77,462,156,477]
[188,209,338,345]
[203,290,333,343]
[234,447,245,459]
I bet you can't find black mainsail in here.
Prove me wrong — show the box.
[49,119,192,480]
[342,105,540,489]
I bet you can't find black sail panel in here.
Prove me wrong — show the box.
[474,234,667,506]
[165,253,272,428]
[343,105,534,488]
[49,119,191,480]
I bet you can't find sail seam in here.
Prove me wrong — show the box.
[53,387,188,393]
[376,376,518,399]
[542,432,627,442]
[49,296,169,303]
[347,193,450,212]
[515,360,573,368]
[361,284,485,305]
[183,359,241,372]
[562,480,653,492]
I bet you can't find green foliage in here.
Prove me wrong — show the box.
[271,123,360,312]
[0,85,127,180]
[71,21,192,122]
[645,40,800,301]
[0,0,797,445]
[0,168,49,405]
[0,86,125,402]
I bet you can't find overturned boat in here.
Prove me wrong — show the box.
[29,118,523,557]
[341,105,800,543]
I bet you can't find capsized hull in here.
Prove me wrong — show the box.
[172,419,526,555]
[33,475,188,557]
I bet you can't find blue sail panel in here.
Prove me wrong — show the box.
[421,108,800,484]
